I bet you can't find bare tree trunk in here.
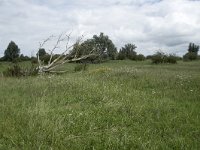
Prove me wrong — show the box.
[37,33,98,74]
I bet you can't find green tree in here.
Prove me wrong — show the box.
[37,48,46,58]
[4,41,20,61]
[93,33,117,59]
[136,54,145,61]
[20,54,31,61]
[71,33,117,61]
[117,50,126,60]
[183,43,199,61]
[118,44,137,60]
[151,51,177,64]
[188,43,199,54]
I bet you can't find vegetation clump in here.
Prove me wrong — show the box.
[117,43,145,61]
[151,52,177,64]
[183,43,199,61]
[0,33,199,77]
[3,64,38,77]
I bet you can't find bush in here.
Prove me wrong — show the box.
[151,52,177,64]
[151,52,165,64]
[41,54,51,64]
[136,54,145,61]
[116,53,126,60]
[20,54,31,61]
[3,65,22,77]
[146,55,153,59]
[74,63,88,72]
[183,52,198,61]
[31,57,38,64]
[129,54,137,60]
[12,57,21,63]
[3,64,38,77]
[165,54,177,64]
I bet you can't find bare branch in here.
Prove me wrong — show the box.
[38,35,53,66]
[48,33,67,65]
[37,33,97,74]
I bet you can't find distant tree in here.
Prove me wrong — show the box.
[117,50,126,60]
[4,41,20,62]
[37,48,46,58]
[151,51,177,64]
[117,44,137,60]
[136,54,145,61]
[165,54,177,64]
[188,43,199,54]
[69,40,100,63]
[151,51,166,64]
[70,40,94,58]
[146,55,153,59]
[71,33,117,61]
[36,48,50,64]
[183,52,198,61]
[31,57,38,64]
[183,43,199,61]
[20,54,31,61]
[92,33,117,60]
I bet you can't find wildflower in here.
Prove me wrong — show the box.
[152,90,156,94]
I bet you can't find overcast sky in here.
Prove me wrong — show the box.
[0,0,200,56]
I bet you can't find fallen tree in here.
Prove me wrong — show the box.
[37,33,98,74]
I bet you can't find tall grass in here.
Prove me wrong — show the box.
[0,60,200,149]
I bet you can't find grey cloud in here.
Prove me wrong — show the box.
[0,0,200,57]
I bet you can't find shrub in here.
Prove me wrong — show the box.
[183,52,198,61]
[183,43,199,61]
[165,54,177,64]
[116,53,126,60]
[146,55,153,59]
[41,54,51,64]
[136,54,145,61]
[31,57,38,64]
[12,57,21,63]
[151,52,165,64]
[129,54,137,60]
[151,52,177,64]
[3,65,22,77]
[3,64,38,77]
[20,54,31,61]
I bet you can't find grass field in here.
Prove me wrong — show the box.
[0,60,200,149]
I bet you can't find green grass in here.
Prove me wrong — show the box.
[0,60,200,149]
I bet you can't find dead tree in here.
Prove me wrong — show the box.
[37,33,97,74]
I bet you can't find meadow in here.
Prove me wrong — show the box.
[0,60,200,149]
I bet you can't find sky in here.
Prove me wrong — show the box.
[0,0,200,56]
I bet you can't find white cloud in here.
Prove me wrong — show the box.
[0,0,200,56]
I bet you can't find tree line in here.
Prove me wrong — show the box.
[0,32,199,64]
